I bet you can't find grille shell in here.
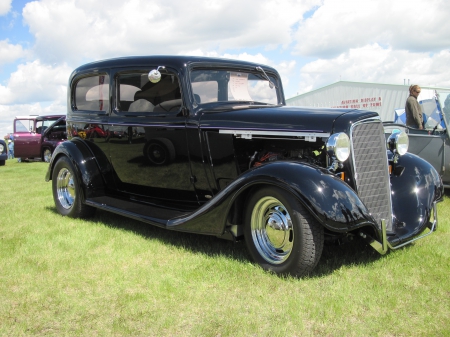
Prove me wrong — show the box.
[350,119,393,232]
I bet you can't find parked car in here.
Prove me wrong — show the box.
[14,115,67,162]
[384,90,450,188]
[0,139,7,165]
[45,56,444,277]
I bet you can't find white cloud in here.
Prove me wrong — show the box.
[297,44,450,94]
[293,0,450,58]
[22,0,321,64]
[0,60,71,105]
[0,40,25,66]
[0,0,11,15]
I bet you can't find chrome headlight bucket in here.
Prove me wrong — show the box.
[326,133,350,162]
[387,131,409,156]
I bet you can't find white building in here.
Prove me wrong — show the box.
[286,81,450,122]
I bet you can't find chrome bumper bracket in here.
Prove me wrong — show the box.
[360,201,438,255]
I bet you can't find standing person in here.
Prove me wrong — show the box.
[405,84,423,129]
[8,140,14,159]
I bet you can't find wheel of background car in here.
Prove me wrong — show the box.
[143,138,176,165]
[52,156,95,218]
[43,148,52,162]
[244,186,324,277]
[0,160,5,166]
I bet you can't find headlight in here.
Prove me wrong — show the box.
[387,131,409,155]
[0,144,3,152]
[326,133,350,162]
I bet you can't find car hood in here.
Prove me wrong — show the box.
[198,105,379,135]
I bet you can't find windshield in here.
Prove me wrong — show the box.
[437,90,450,130]
[190,69,280,105]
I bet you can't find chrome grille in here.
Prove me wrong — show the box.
[351,120,393,232]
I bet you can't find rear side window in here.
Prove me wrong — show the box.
[74,75,110,112]
[116,71,182,115]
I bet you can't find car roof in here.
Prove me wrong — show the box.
[72,55,278,74]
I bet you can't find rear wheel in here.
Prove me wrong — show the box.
[0,160,5,166]
[244,186,324,277]
[52,156,95,218]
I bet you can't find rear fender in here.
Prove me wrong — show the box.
[45,138,110,199]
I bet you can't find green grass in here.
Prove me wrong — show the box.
[1,159,449,336]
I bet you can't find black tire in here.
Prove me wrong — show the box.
[143,138,176,165]
[52,156,95,218]
[0,160,5,166]
[244,186,324,277]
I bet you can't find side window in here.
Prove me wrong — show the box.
[74,75,110,112]
[15,119,34,133]
[116,71,182,114]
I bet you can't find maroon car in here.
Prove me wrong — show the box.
[14,115,67,162]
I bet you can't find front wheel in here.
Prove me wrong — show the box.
[52,156,95,218]
[244,186,324,277]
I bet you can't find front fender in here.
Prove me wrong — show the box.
[389,152,444,245]
[45,138,109,199]
[169,161,377,235]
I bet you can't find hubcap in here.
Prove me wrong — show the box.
[251,196,294,264]
[56,168,75,209]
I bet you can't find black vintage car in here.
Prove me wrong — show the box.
[46,56,444,276]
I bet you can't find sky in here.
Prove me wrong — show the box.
[1,0,450,138]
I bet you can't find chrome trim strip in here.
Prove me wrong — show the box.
[219,129,330,140]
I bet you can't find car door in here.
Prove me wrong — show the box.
[108,68,198,207]
[14,117,41,158]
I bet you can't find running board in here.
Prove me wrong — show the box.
[360,201,438,255]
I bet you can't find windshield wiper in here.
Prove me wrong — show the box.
[255,66,277,89]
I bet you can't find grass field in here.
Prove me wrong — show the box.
[1,159,449,336]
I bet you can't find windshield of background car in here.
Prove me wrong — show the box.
[190,69,280,105]
[437,90,450,130]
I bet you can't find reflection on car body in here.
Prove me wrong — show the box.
[46,56,444,277]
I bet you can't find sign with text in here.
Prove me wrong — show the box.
[332,96,382,109]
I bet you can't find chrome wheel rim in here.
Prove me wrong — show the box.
[44,149,52,162]
[56,167,75,209]
[251,196,294,264]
